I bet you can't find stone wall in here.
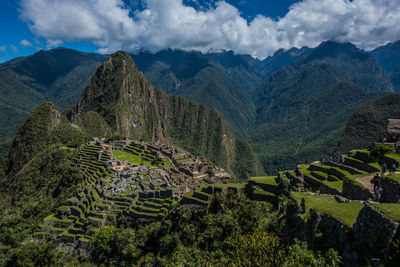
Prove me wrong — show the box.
[353,204,399,260]
[342,179,373,200]
[381,178,400,203]
[343,157,379,173]
[319,184,342,196]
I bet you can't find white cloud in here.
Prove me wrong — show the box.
[20,39,33,47]
[0,45,6,53]
[46,39,63,49]
[19,0,400,59]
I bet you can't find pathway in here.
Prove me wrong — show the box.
[356,175,374,192]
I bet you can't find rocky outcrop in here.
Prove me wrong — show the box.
[381,178,400,203]
[353,204,399,260]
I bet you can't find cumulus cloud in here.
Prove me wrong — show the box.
[20,39,33,47]
[19,0,400,59]
[0,45,6,53]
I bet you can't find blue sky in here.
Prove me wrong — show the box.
[1,0,400,62]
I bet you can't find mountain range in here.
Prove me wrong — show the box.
[1,40,399,174]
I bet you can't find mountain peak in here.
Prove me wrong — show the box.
[7,102,61,174]
[302,40,367,63]
[75,50,151,120]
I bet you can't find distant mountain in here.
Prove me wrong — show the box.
[1,41,397,175]
[250,41,392,173]
[131,47,310,137]
[371,41,400,91]
[260,46,310,77]
[203,50,264,95]
[0,48,107,142]
[132,50,257,137]
[336,93,400,154]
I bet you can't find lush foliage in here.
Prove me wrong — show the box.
[0,146,80,263]
[337,93,400,154]
[87,193,339,266]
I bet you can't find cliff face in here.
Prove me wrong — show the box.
[73,51,262,178]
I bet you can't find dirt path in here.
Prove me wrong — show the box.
[356,175,374,192]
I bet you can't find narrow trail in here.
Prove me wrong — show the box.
[356,171,400,193]
[356,175,374,192]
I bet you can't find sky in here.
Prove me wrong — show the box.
[1,0,400,63]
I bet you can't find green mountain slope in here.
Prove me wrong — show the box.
[132,50,256,137]
[0,52,263,260]
[251,41,392,173]
[7,102,61,175]
[371,40,400,91]
[0,48,107,142]
[72,51,262,177]
[336,93,400,154]
[259,46,310,77]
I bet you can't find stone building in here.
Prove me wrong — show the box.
[386,119,400,142]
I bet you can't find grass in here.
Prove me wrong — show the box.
[346,172,376,187]
[112,150,154,167]
[323,180,343,191]
[385,153,400,162]
[369,203,400,222]
[313,171,328,178]
[292,192,363,226]
[211,183,246,188]
[254,190,275,196]
[249,176,278,185]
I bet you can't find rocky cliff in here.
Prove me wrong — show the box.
[72,51,262,178]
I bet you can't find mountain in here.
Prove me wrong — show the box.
[7,102,61,175]
[70,51,262,177]
[371,41,400,91]
[336,93,400,154]
[202,50,264,95]
[131,50,257,137]
[0,51,263,260]
[260,46,310,77]
[250,41,392,173]
[0,48,107,142]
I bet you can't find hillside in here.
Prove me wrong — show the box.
[371,41,400,91]
[250,41,392,173]
[1,41,398,175]
[336,93,400,154]
[71,51,262,177]
[0,48,107,142]
[132,50,257,137]
[259,46,310,77]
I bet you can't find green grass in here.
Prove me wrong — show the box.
[211,183,246,188]
[346,172,376,187]
[313,171,328,178]
[369,203,400,222]
[385,153,400,162]
[254,190,275,196]
[323,180,343,191]
[384,174,400,185]
[369,162,381,170]
[249,176,278,185]
[292,192,363,226]
[112,150,154,166]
